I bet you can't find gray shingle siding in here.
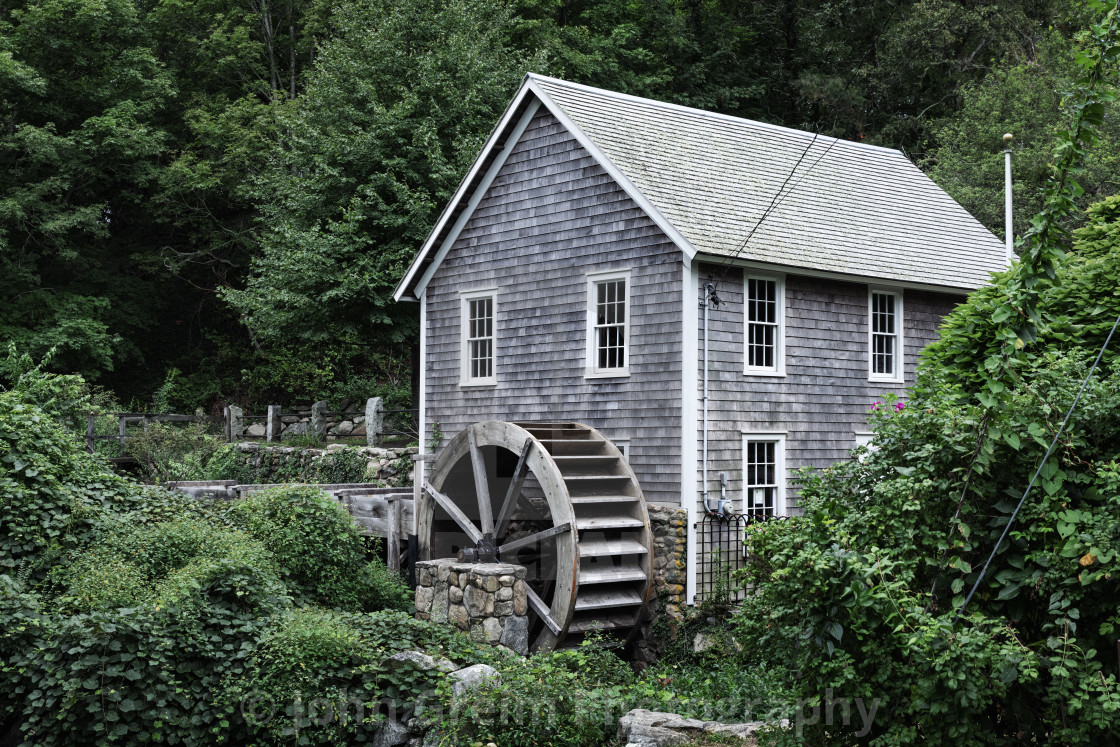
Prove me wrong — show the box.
[695,262,960,514]
[425,110,684,505]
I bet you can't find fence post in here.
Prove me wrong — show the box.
[119,415,128,449]
[86,415,95,454]
[226,405,244,442]
[223,406,232,442]
[266,405,281,443]
[387,497,402,572]
[365,397,384,447]
[311,400,328,439]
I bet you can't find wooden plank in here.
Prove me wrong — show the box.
[387,497,402,572]
[496,522,571,556]
[574,588,644,611]
[526,587,562,635]
[468,428,494,534]
[578,565,647,584]
[578,538,648,556]
[495,437,533,539]
[424,482,483,544]
[575,517,645,530]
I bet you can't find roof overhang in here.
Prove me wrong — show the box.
[393,73,699,302]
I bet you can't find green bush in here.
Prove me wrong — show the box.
[443,639,632,747]
[225,485,410,612]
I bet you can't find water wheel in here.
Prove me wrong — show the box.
[417,421,654,651]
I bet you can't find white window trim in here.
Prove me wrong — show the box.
[868,287,904,384]
[743,271,786,377]
[460,288,497,387]
[741,432,787,517]
[586,269,632,379]
[612,437,630,460]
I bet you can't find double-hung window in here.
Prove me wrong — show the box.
[744,273,784,375]
[742,434,786,517]
[869,289,903,382]
[587,270,630,377]
[461,290,496,386]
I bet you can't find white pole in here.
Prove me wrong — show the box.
[701,283,710,513]
[1004,133,1014,261]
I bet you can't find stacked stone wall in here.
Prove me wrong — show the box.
[415,560,529,655]
[632,505,688,667]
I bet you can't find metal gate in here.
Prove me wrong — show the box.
[695,512,788,603]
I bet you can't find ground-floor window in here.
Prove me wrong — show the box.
[742,433,786,517]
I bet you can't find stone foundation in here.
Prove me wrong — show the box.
[415,560,529,655]
[631,505,687,668]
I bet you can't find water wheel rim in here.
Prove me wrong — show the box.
[421,421,578,649]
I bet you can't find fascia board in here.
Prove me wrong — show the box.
[525,78,699,264]
[393,82,538,302]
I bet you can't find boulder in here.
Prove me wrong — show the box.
[383,650,457,675]
[246,423,266,437]
[448,663,500,699]
[372,719,411,747]
[617,709,763,747]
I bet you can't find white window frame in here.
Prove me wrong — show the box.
[868,288,904,383]
[586,269,631,378]
[741,432,787,517]
[612,438,630,460]
[743,272,785,376]
[460,288,497,386]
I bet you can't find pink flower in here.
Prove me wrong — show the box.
[895,402,906,412]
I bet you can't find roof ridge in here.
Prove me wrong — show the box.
[525,73,901,156]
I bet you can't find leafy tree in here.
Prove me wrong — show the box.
[224,0,532,349]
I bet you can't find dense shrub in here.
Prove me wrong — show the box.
[225,485,411,612]
[443,639,633,747]
[734,199,1120,744]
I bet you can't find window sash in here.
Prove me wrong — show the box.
[465,296,494,382]
[746,277,780,371]
[744,440,778,517]
[870,291,899,378]
[593,279,626,371]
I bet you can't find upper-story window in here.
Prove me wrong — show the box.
[869,289,903,382]
[461,289,496,386]
[587,270,630,377]
[744,273,784,375]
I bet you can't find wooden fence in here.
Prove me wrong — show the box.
[85,399,419,456]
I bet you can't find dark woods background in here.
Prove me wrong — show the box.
[2,0,1116,410]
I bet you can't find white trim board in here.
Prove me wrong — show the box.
[682,262,699,606]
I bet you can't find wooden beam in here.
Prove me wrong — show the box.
[497,523,571,557]
[495,437,533,539]
[423,482,483,544]
[526,587,561,635]
[468,428,494,534]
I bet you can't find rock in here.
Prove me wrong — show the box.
[449,585,463,604]
[481,575,500,593]
[335,420,355,436]
[383,650,457,675]
[693,632,742,655]
[415,586,434,612]
[284,422,309,437]
[246,423,266,437]
[372,719,411,747]
[499,615,529,655]
[463,585,493,617]
[482,617,503,643]
[449,664,500,699]
[617,709,762,747]
[448,604,468,630]
[495,587,513,602]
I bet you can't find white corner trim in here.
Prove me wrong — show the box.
[682,262,700,606]
[867,286,905,384]
[393,88,540,302]
[419,293,427,460]
[527,79,700,262]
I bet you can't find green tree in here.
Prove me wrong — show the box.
[224,0,532,350]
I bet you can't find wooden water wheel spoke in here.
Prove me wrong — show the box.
[424,483,483,543]
[467,428,494,534]
[419,421,653,650]
[495,437,533,538]
[526,587,562,635]
[497,522,571,556]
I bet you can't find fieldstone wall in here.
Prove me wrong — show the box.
[415,560,529,655]
[632,505,688,668]
[231,442,416,485]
